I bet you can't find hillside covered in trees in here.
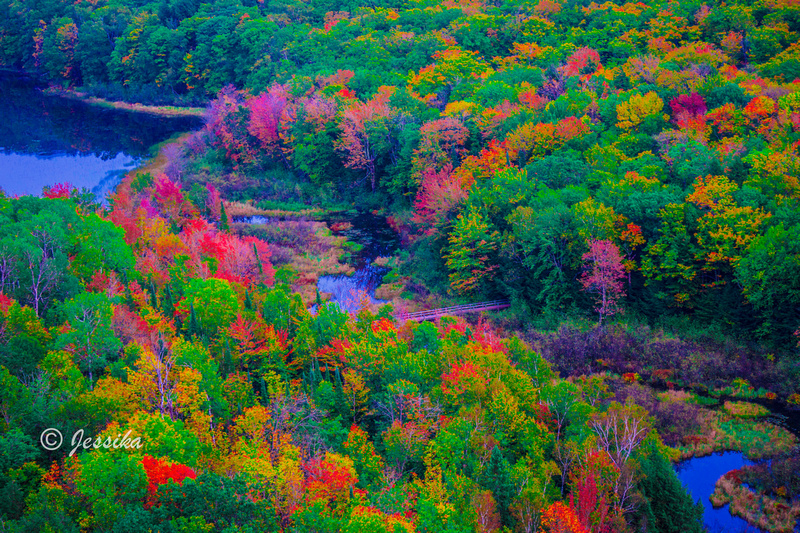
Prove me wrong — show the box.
[2,0,800,532]
[6,0,800,345]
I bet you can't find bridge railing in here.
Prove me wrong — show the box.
[396,300,510,321]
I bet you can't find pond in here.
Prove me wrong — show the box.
[0,72,201,201]
[675,452,768,533]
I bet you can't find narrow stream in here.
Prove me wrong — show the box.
[235,212,400,312]
[316,212,400,312]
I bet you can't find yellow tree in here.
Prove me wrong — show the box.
[408,49,491,109]
[616,91,664,130]
[443,206,500,295]
[686,175,771,282]
[342,369,371,423]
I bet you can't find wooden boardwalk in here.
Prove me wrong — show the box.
[396,299,510,322]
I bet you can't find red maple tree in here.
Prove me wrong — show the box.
[580,240,626,325]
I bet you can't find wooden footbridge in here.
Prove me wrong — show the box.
[396,299,510,322]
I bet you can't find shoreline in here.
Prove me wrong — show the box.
[42,86,205,118]
[123,132,193,181]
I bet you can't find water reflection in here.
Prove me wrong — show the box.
[0,72,201,200]
[316,212,399,312]
[0,151,138,198]
[318,266,389,313]
[674,452,767,533]
[241,212,399,312]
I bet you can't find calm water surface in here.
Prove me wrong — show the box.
[0,72,200,200]
[675,451,768,533]
[316,212,400,311]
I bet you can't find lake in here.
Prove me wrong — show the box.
[0,72,201,200]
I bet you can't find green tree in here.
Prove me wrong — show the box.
[1,207,79,316]
[636,435,704,533]
[442,206,500,296]
[736,222,800,340]
[508,202,579,313]
[71,214,136,283]
[56,292,122,390]
[76,452,149,531]
[179,278,239,336]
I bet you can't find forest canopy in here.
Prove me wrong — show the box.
[2,0,800,531]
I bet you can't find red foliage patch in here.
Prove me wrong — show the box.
[42,182,72,199]
[0,293,15,314]
[141,454,197,509]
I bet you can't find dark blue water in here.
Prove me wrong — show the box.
[675,452,768,533]
[0,151,138,199]
[0,72,200,200]
[234,212,399,312]
[316,212,399,312]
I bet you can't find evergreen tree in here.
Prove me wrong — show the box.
[481,446,515,527]
[188,303,200,338]
[149,281,158,309]
[162,285,174,318]
[637,438,704,533]
[220,202,230,233]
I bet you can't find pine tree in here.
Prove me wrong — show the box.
[125,282,134,308]
[482,446,514,527]
[188,303,200,338]
[253,243,263,275]
[149,281,158,309]
[637,437,705,533]
[162,285,174,318]
[220,202,230,233]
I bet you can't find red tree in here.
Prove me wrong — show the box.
[411,164,470,231]
[141,455,197,508]
[580,240,626,324]
[335,87,396,190]
[42,182,72,199]
[246,84,295,167]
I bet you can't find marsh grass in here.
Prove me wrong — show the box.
[677,409,797,460]
[711,473,800,533]
[236,219,354,305]
[125,133,192,179]
[225,201,326,219]
[723,401,770,418]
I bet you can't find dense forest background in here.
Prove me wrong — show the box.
[6,0,798,347]
[2,0,800,531]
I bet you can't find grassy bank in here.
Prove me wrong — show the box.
[225,200,331,220]
[43,87,204,117]
[124,133,193,180]
[711,474,800,533]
